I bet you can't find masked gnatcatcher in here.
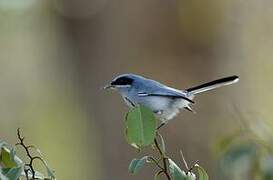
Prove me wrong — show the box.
[104,74,239,128]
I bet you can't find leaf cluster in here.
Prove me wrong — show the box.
[217,124,273,180]
[125,105,209,180]
[0,129,55,180]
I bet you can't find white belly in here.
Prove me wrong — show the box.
[156,99,191,122]
[140,96,171,111]
[123,95,193,122]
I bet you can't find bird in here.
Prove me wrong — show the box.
[104,73,239,128]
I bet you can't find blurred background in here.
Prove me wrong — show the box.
[0,0,273,179]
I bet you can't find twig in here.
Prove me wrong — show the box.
[154,136,171,180]
[180,150,189,170]
[180,150,199,174]
[16,128,37,180]
[148,157,164,171]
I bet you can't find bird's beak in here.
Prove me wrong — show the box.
[103,84,115,90]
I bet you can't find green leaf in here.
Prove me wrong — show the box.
[0,146,22,168]
[0,147,17,168]
[0,144,24,180]
[216,130,244,154]
[0,140,8,149]
[219,143,256,168]
[129,156,148,174]
[125,105,156,148]
[45,164,55,179]
[1,166,23,180]
[33,148,55,179]
[36,155,56,179]
[168,159,188,180]
[218,142,257,178]
[194,164,209,180]
[0,169,8,180]
[260,154,273,178]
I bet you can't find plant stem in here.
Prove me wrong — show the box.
[154,137,171,180]
[148,157,164,171]
[16,128,36,179]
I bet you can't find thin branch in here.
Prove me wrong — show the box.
[180,150,189,171]
[180,149,199,174]
[16,128,37,180]
[148,156,164,171]
[154,136,171,180]
[163,157,170,180]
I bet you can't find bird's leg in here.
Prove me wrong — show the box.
[156,122,166,130]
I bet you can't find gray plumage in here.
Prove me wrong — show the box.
[105,73,239,123]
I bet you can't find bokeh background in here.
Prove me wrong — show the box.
[1,0,273,179]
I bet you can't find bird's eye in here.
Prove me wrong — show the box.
[111,77,133,86]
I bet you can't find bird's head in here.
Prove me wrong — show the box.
[104,74,143,92]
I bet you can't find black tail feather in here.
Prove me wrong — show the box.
[186,75,239,94]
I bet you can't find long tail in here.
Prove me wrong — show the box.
[186,75,239,95]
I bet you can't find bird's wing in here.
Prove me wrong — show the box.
[137,86,194,104]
